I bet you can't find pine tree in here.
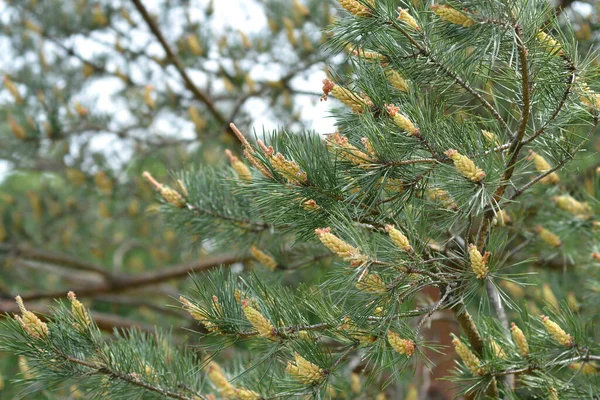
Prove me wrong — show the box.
[2,0,600,399]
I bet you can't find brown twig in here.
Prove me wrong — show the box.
[129,0,235,141]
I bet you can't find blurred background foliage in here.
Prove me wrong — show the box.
[0,0,599,398]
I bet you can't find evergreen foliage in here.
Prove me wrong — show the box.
[2,0,600,399]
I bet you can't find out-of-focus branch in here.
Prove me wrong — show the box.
[0,299,155,332]
[13,253,247,301]
[130,0,236,141]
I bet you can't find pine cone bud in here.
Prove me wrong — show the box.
[242,300,275,339]
[527,150,559,184]
[385,104,419,136]
[68,291,90,332]
[430,4,475,27]
[14,296,49,339]
[385,70,410,92]
[452,335,484,375]
[387,331,415,357]
[338,0,373,18]
[385,224,413,252]
[510,322,529,357]
[286,352,324,384]
[469,244,489,279]
[225,149,252,181]
[315,227,366,266]
[541,315,573,347]
[356,271,387,293]
[250,246,278,271]
[397,8,420,31]
[445,149,486,182]
[536,226,561,247]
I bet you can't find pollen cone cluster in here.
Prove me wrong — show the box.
[338,0,373,18]
[510,322,529,357]
[250,246,278,271]
[527,150,560,184]
[541,315,573,347]
[286,352,324,384]
[14,296,49,339]
[430,4,475,27]
[385,104,419,136]
[242,300,275,339]
[445,149,485,182]
[68,291,90,332]
[469,244,489,279]
[315,227,366,266]
[322,79,373,113]
[385,225,412,252]
[387,331,415,357]
[452,335,484,375]
[327,132,372,165]
[142,171,186,208]
[225,149,252,181]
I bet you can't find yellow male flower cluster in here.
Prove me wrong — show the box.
[229,123,274,180]
[350,47,388,63]
[301,199,319,211]
[385,224,413,252]
[250,246,278,271]
[142,171,186,208]
[315,227,367,266]
[397,8,420,31]
[361,137,376,158]
[469,244,490,279]
[206,362,260,400]
[451,335,484,375]
[387,331,415,357]
[537,31,563,55]
[427,188,457,210]
[489,339,507,359]
[8,116,26,140]
[286,352,325,384]
[510,322,529,357]
[351,373,361,393]
[578,83,600,110]
[385,104,419,136]
[242,300,275,339]
[338,0,374,18]
[569,362,598,375]
[14,295,49,339]
[527,150,560,184]
[355,270,387,293]
[445,149,486,182]
[536,226,561,248]
[548,387,560,400]
[541,315,573,347]
[481,130,500,145]
[68,291,90,332]
[552,194,591,217]
[430,4,475,27]
[326,132,373,165]
[385,70,410,92]
[257,139,307,184]
[3,75,23,104]
[180,296,219,333]
[225,149,252,181]
[322,79,374,113]
[542,283,559,310]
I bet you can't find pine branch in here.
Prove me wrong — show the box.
[15,253,247,301]
[129,0,235,141]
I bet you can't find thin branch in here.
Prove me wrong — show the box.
[61,353,200,400]
[129,0,235,141]
[16,253,248,301]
